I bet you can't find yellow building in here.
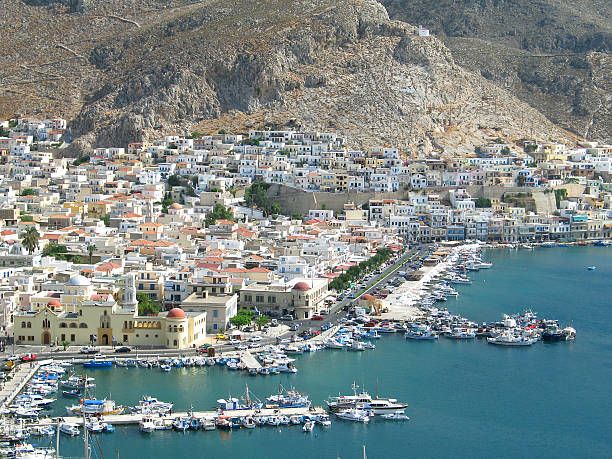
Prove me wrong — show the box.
[14,274,206,349]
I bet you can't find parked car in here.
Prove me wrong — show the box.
[289,323,300,331]
[114,346,132,353]
[20,353,37,362]
[321,323,331,331]
[280,314,294,321]
[249,335,262,342]
[311,315,324,321]
[79,346,99,355]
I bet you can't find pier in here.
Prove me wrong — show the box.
[34,406,327,427]
[0,359,52,406]
[239,351,261,370]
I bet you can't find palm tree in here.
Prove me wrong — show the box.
[87,244,95,264]
[21,226,40,254]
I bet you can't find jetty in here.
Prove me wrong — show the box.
[239,351,261,370]
[0,359,53,406]
[33,406,326,427]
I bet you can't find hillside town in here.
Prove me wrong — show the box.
[0,117,610,350]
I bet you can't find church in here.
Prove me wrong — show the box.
[14,273,207,349]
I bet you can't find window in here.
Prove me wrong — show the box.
[213,324,218,330]
[123,335,128,342]
[70,334,75,341]
[26,322,31,328]
[79,323,87,328]
[69,323,77,328]
[61,334,65,341]
[21,321,25,328]
[59,322,67,328]
[213,310,218,318]
[255,295,264,303]
[267,296,276,304]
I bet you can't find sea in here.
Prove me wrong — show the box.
[44,246,612,458]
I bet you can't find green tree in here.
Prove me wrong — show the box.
[102,215,110,226]
[254,315,269,331]
[87,244,95,264]
[137,293,162,316]
[205,203,234,227]
[21,188,36,196]
[167,175,182,188]
[475,197,492,208]
[21,226,40,254]
[517,175,526,186]
[230,309,253,328]
[20,215,34,222]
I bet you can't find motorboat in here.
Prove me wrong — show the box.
[380,410,410,420]
[349,341,365,351]
[189,417,201,430]
[60,423,80,436]
[587,266,597,270]
[302,420,315,432]
[360,398,408,415]
[405,329,438,340]
[131,396,173,414]
[446,329,476,339]
[160,364,171,372]
[487,332,537,346]
[335,408,370,422]
[202,419,216,431]
[62,390,82,398]
[86,421,105,433]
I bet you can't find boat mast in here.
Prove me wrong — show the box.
[55,418,60,459]
[83,374,89,459]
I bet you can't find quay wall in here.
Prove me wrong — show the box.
[266,184,567,215]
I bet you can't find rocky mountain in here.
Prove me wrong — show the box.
[0,0,581,155]
[381,0,612,142]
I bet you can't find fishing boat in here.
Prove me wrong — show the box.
[62,390,82,398]
[349,341,366,351]
[86,421,105,433]
[242,417,256,429]
[335,408,370,423]
[139,415,156,433]
[216,417,232,429]
[446,328,476,339]
[160,364,171,372]
[189,417,201,430]
[131,396,173,414]
[172,417,189,431]
[82,359,113,369]
[67,398,125,416]
[587,266,597,270]
[265,385,311,408]
[541,324,564,342]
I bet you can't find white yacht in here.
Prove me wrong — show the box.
[59,423,80,436]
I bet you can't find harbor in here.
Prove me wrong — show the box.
[0,245,609,457]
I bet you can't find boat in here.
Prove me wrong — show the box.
[103,423,115,433]
[139,415,156,433]
[242,417,256,429]
[202,419,216,431]
[266,416,281,426]
[405,329,438,340]
[487,332,537,346]
[562,327,576,340]
[265,385,311,408]
[160,364,171,372]
[62,390,81,398]
[541,324,564,342]
[335,408,370,422]
[82,359,113,369]
[86,421,105,433]
[189,417,201,430]
[380,410,410,420]
[302,420,315,432]
[327,382,407,413]
[60,423,80,436]
[587,266,597,270]
[446,329,476,339]
[349,341,366,351]
[67,398,125,416]
[131,396,173,414]
[216,417,232,429]
[172,417,189,431]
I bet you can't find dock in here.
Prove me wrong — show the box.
[0,359,52,406]
[239,351,261,370]
[35,406,326,427]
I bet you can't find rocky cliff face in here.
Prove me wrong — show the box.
[1,0,579,155]
[381,0,612,142]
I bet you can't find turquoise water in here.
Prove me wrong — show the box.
[44,247,612,458]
